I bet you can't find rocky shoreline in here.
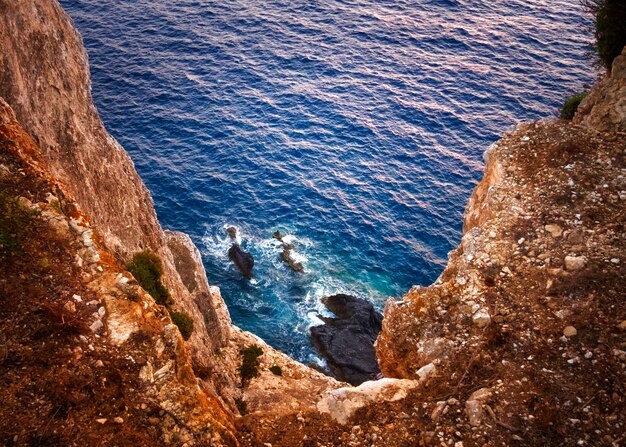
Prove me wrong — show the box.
[1,1,624,446]
[310,294,383,385]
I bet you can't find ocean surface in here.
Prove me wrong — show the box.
[60,0,593,363]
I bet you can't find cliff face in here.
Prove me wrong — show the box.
[2,1,625,446]
[0,100,238,445]
[0,0,230,373]
[0,0,160,261]
[574,46,626,133]
[0,0,340,443]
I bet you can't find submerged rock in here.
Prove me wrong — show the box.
[273,230,304,272]
[310,294,383,385]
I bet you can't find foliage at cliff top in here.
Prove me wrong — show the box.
[126,250,171,306]
[583,0,626,70]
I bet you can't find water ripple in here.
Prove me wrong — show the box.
[61,0,593,362]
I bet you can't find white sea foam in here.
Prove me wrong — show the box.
[307,311,325,327]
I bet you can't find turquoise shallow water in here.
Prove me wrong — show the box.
[60,0,593,363]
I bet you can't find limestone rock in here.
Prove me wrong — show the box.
[89,319,104,334]
[574,46,626,133]
[431,401,447,421]
[465,400,484,427]
[465,388,493,427]
[416,362,437,382]
[563,326,577,337]
[317,379,420,425]
[545,224,563,237]
[472,309,491,328]
[63,301,76,314]
[564,255,587,271]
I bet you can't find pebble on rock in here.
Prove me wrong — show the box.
[90,319,104,334]
[564,255,587,271]
[563,326,577,337]
[417,362,436,382]
[472,309,491,328]
[63,301,76,313]
[431,401,447,421]
[545,224,563,237]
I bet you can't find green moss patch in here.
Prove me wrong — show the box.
[0,194,38,259]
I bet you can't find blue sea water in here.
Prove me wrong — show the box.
[60,0,593,363]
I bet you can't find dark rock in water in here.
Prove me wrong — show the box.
[226,226,238,240]
[310,294,383,385]
[273,230,304,272]
[228,244,254,278]
[280,249,304,272]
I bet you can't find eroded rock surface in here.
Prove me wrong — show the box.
[0,2,251,412]
[377,118,626,446]
[0,116,237,446]
[575,46,626,133]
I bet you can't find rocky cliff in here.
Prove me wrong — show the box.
[0,1,339,445]
[1,1,625,446]
[376,47,626,446]
[0,0,233,376]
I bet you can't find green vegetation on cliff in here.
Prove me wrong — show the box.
[560,91,588,120]
[126,250,171,306]
[169,311,194,340]
[127,250,195,340]
[239,345,263,386]
[0,194,38,259]
[269,365,283,376]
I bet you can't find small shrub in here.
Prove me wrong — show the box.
[49,199,62,213]
[234,397,247,415]
[560,92,588,120]
[582,0,626,69]
[0,194,38,259]
[170,311,194,340]
[269,365,283,376]
[126,250,171,305]
[239,345,263,386]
